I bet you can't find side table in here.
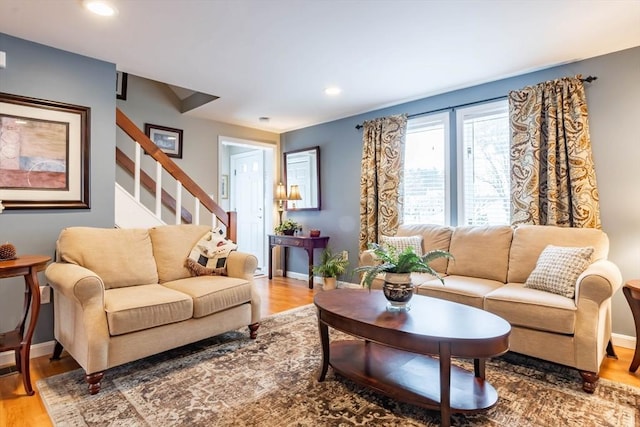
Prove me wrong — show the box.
[623,280,640,373]
[0,255,51,395]
[268,234,329,289]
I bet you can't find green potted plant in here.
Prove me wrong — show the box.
[354,243,453,311]
[274,219,301,235]
[313,248,349,291]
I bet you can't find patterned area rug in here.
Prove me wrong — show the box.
[38,304,639,426]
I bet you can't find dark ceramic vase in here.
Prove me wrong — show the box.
[382,273,414,312]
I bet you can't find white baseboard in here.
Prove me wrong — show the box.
[0,334,634,369]
[0,340,56,367]
[611,333,636,350]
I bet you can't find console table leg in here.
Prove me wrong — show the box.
[317,321,330,381]
[439,342,452,427]
[306,248,314,289]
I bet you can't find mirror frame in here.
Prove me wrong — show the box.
[283,146,321,211]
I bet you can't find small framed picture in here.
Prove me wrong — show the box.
[144,123,183,159]
[116,71,128,100]
[220,175,229,199]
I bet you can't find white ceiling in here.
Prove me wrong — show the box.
[1,0,639,134]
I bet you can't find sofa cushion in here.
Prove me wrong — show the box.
[162,275,252,318]
[396,224,453,273]
[58,227,158,289]
[149,224,211,283]
[446,225,513,282]
[485,283,577,334]
[507,224,608,283]
[415,275,504,309]
[380,235,423,256]
[104,284,193,336]
[524,245,594,298]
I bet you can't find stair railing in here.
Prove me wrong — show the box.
[115,108,237,241]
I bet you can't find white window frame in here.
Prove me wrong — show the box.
[404,112,451,226]
[455,100,510,226]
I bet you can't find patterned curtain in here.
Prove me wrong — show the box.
[509,76,601,229]
[359,114,407,252]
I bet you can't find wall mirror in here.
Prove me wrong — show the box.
[283,146,320,210]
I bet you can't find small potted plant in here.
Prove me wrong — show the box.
[274,219,301,235]
[313,248,349,291]
[354,243,453,311]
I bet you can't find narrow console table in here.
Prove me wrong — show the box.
[268,234,329,289]
[0,255,51,396]
[623,279,640,373]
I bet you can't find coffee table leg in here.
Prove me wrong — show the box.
[474,358,486,379]
[317,319,330,381]
[439,342,452,427]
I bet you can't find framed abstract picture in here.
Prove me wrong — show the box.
[0,92,90,209]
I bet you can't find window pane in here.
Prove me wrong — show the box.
[457,101,510,225]
[403,114,448,225]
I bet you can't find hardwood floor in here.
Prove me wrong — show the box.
[1,276,638,427]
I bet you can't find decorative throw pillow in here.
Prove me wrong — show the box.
[379,235,423,256]
[524,245,594,298]
[185,227,238,276]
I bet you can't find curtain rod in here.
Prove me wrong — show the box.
[354,75,598,130]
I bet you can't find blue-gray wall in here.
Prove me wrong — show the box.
[0,33,116,344]
[281,46,640,337]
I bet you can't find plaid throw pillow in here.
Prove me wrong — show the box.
[380,235,423,256]
[524,245,594,298]
[185,227,237,276]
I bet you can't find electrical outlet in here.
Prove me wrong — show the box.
[40,285,51,304]
[342,250,348,260]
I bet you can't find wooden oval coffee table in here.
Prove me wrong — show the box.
[314,289,511,427]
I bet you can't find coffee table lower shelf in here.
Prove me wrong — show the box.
[329,339,498,414]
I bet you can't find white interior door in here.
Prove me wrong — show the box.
[230,150,265,271]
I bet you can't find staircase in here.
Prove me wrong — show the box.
[115,108,236,239]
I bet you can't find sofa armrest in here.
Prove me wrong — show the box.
[575,259,623,306]
[359,249,379,267]
[225,251,258,281]
[45,262,105,308]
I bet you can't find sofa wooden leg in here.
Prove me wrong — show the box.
[606,340,618,359]
[248,322,260,339]
[86,372,104,395]
[578,370,598,393]
[50,341,64,360]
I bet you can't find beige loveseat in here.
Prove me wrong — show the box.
[359,224,623,392]
[45,224,260,394]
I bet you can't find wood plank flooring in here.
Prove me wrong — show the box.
[1,276,638,427]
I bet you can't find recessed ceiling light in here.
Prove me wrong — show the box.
[259,117,270,123]
[83,0,118,17]
[324,87,342,96]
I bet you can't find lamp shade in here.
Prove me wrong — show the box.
[275,182,287,200]
[288,185,302,201]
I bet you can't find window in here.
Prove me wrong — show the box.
[403,113,449,225]
[457,101,510,225]
[402,99,509,226]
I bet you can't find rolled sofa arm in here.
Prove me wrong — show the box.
[359,249,379,268]
[575,259,623,306]
[225,251,258,281]
[45,262,105,308]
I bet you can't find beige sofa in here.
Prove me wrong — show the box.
[45,224,260,394]
[359,224,622,392]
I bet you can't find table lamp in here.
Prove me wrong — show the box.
[275,182,287,224]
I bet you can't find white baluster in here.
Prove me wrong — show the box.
[175,182,182,224]
[134,144,141,201]
[155,162,162,217]
[194,198,200,225]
